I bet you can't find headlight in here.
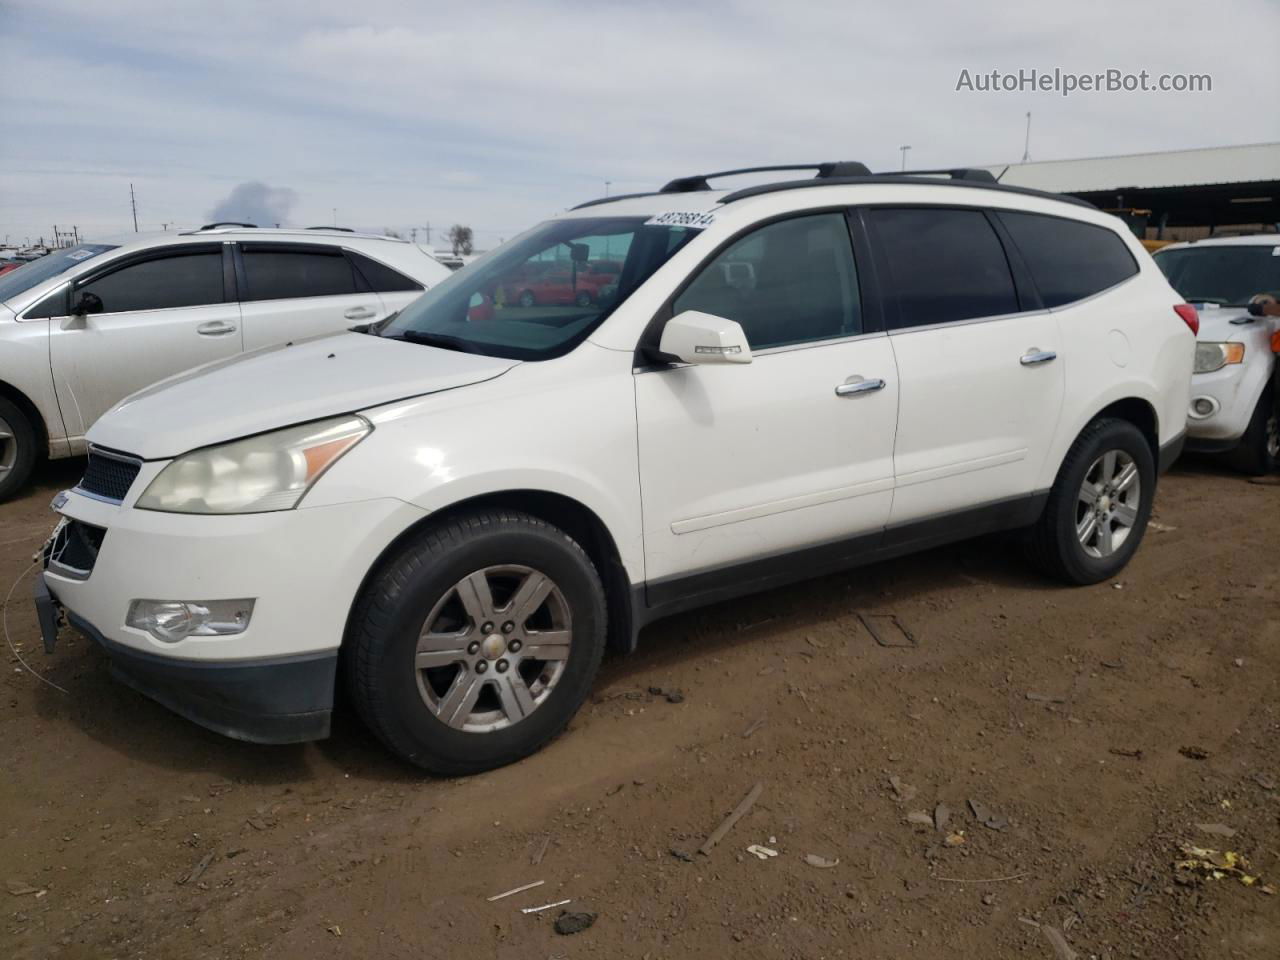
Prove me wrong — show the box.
[136,415,371,514]
[1193,342,1245,374]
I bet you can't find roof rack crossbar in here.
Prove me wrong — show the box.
[306,226,355,232]
[198,221,257,230]
[659,161,872,194]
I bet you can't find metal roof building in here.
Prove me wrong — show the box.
[977,142,1280,233]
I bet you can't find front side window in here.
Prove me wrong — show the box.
[998,210,1138,307]
[77,250,224,313]
[869,207,1019,328]
[380,217,699,360]
[673,212,861,350]
[1154,244,1280,307]
[241,245,357,301]
[0,243,117,307]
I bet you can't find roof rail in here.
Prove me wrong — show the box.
[719,174,1094,209]
[306,226,355,232]
[894,168,998,183]
[659,162,871,194]
[198,221,257,230]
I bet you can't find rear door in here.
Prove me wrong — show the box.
[50,244,241,437]
[234,242,386,349]
[864,205,1065,529]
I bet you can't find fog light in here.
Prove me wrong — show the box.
[126,599,255,643]
[1190,397,1217,419]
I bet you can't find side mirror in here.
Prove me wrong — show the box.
[658,310,752,365]
[569,242,590,263]
[71,291,104,316]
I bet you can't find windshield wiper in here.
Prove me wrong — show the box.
[388,329,477,353]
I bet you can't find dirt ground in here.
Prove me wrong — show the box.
[1,455,1277,960]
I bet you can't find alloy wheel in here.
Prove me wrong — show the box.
[414,565,572,733]
[0,414,16,479]
[1076,449,1142,559]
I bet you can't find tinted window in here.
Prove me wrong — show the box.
[999,211,1138,307]
[348,251,423,293]
[23,288,69,319]
[673,213,861,350]
[1153,245,1280,307]
[0,243,117,306]
[869,208,1018,327]
[79,251,224,313]
[241,246,357,301]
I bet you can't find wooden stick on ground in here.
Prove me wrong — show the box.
[698,782,763,856]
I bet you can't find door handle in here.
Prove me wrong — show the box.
[344,307,377,320]
[834,378,886,397]
[196,321,237,336]
[1020,350,1057,366]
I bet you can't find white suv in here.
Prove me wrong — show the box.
[36,164,1195,773]
[0,226,451,500]
[1153,234,1280,474]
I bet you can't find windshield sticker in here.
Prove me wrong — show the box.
[645,211,716,229]
[67,249,95,261]
[1272,246,1279,256]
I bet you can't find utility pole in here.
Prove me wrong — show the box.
[160,222,172,232]
[899,145,911,171]
[424,222,431,245]
[130,183,139,232]
[1022,112,1032,163]
[410,227,418,243]
[332,207,338,227]
[604,179,611,197]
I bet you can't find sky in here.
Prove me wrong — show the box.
[1,0,1277,248]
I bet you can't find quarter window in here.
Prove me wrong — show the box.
[868,207,1019,328]
[673,213,862,350]
[241,245,357,301]
[76,251,224,314]
[348,252,423,293]
[998,211,1138,307]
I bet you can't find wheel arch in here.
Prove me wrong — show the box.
[343,489,637,659]
[0,378,50,459]
[1092,396,1159,465]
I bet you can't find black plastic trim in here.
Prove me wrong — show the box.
[1159,431,1186,472]
[51,593,336,744]
[719,175,1095,210]
[638,491,1049,623]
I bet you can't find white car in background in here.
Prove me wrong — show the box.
[1153,235,1280,474]
[0,225,451,499]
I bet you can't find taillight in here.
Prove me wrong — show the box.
[1174,303,1199,336]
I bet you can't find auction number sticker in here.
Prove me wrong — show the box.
[645,211,716,229]
[67,249,95,261]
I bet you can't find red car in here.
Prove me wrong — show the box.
[504,260,621,307]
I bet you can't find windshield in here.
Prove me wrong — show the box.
[1154,244,1280,307]
[0,244,117,306]
[380,217,700,359]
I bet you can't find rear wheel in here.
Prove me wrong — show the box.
[0,397,38,503]
[1225,385,1278,476]
[1029,418,1155,585]
[574,290,593,307]
[347,510,607,774]
[518,290,536,308]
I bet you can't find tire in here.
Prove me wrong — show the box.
[1224,384,1278,476]
[574,290,592,307]
[1029,418,1155,585]
[518,290,536,308]
[0,396,38,503]
[347,509,607,774]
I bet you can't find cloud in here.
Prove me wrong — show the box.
[206,182,299,227]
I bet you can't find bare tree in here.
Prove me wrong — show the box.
[449,224,474,256]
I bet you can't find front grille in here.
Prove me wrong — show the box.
[46,519,107,579]
[77,448,142,502]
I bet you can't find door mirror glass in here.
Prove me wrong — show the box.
[71,291,104,316]
[659,310,753,365]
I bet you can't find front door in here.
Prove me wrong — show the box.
[635,212,899,600]
[50,244,242,440]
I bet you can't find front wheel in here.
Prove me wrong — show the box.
[347,510,607,774]
[1029,418,1155,585]
[1225,384,1278,476]
[0,397,38,503]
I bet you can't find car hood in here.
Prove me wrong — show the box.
[88,332,520,459]
[1193,304,1261,341]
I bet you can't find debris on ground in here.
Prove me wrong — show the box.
[487,880,544,902]
[967,798,1009,831]
[177,851,215,886]
[1253,771,1277,790]
[326,925,342,937]
[944,831,966,847]
[934,803,951,832]
[906,810,935,827]
[647,686,684,704]
[1109,747,1143,759]
[669,847,695,863]
[1196,823,1236,838]
[1179,746,1210,760]
[521,898,571,914]
[698,781,762,855]
[6,880,42,896]
[741,716,767,739]
[803,853,839,869]
[858,612,918,648]
[1025,692,1066,704]
[1100,659,1124,669]
[530,834,551,866]
[553,910,597,935]
[888,775,918,803]
[1040,924,1080,960]
[1174,843,1275,893]
[746,844,778,860]
[1148,520,1177,533]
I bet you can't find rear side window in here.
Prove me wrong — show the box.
[348,251,423,293]
[868,208,1019,328]
[77,251,224,314]
[241,245,357,301]
[997,211,1138,307]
